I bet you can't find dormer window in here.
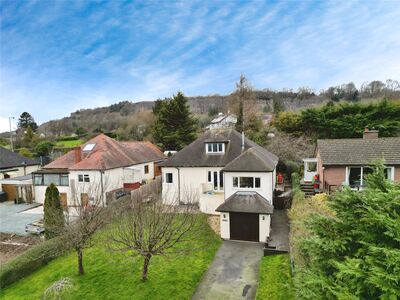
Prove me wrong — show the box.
[206,143,225,154]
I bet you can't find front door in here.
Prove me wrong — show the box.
[60,193,68,209]
[230,212,259,242]
[303,158,318,182]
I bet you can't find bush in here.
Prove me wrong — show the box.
[0,237,65,288]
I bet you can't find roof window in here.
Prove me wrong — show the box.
[83,143,96,152]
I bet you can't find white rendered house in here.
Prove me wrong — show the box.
[160,129,278,242]
[33,134,165,207]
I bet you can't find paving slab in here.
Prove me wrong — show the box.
[192,240,263,300]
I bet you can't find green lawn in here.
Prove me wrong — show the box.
[256,254,295,300]
[0,215,221,300]
[55,139,84,148]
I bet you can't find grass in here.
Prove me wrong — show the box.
[256,254,295,300]
[55,140,84,148]
[0,215,221,300]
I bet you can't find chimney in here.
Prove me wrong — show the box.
[74,147,82,164]
[363,127,379,139]
[241,131,245,152]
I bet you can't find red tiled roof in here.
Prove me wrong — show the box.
[44,134,165,170]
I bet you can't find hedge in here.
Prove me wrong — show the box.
[0,237,66,288]
[56,136,80,142]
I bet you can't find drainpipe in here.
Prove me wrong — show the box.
[241,132,245,152]
[100,170,104,206]
[175,167,181,203]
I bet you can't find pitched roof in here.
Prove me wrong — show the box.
[317,137,400,165]
[222,146,278,172]
[44,134,165,171]
[0,147,40,170]
[159,129,278,170]
[216,191,274,214]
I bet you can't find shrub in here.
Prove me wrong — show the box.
[44,184,64,239]
[0,237,65,288]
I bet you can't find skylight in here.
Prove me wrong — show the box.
[83,143,96,152]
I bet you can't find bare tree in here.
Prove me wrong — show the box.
[60,178,109,275]
[107,185,198,282]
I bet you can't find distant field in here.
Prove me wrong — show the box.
[55,140,84,148]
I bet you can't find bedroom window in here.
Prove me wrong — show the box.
[78,174,90,183]
[205,143,225,154]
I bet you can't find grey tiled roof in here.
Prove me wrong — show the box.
[0,147,40,170]
[216,191,274,214]
[317,137,400,165]
[222,146,278,172]
[159,129,278,170]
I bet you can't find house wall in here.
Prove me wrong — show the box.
[219,212,271,242]
[161,167,223,211]
[259,214,271,242]
[224,171,274,203]
[316,149,324,184]
[220,212,230,239]
[34,161,158,205]
[323,166,346,187]
[0,165,40,192]
[395,167,400,182]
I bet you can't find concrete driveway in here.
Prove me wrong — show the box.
[0,202,43,235]
[192,240,264,300]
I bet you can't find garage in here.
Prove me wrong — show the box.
[216,191,274,243]
[230,212,259,242]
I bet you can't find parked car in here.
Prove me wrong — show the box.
[25,219,45,234]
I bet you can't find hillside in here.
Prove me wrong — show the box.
[36,80,400,137]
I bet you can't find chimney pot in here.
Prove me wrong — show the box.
[74,147,82,164]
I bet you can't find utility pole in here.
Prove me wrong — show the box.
[9,116,15,152]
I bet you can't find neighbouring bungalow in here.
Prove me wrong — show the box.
[32,134,165,207]
[0,147,41,202]
[159,129,278,243]
[303,128,400,192]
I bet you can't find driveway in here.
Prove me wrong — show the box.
[0,202,43,235]
[192,240,264,300]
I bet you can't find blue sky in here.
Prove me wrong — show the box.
[1,0,400,131]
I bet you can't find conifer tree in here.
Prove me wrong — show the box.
[44,183,65,239]
[152,92,198,150]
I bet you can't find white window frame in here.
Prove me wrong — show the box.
[165,173,173,184]
[207,170,223,191]
[345,166,395,188]
[78,174,90,183]
[205,143,225,154]
[232,176,261,190]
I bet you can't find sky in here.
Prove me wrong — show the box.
[1,0,400,132]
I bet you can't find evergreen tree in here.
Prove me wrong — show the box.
[152,92,198,150]
[44,183,65,239]
[18,112,38,131]
[295,162,400,298]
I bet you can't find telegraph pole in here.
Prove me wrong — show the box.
[9,116,14,152]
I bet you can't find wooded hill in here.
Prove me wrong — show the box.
[37,80,400,136]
